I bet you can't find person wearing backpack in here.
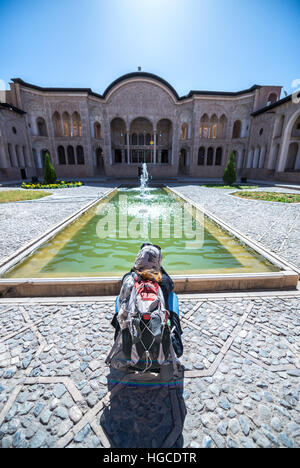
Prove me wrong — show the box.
[106,243,183,374]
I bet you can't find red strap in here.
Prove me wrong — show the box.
[134,280,159,301]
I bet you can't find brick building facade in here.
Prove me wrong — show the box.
[0,72,299,182]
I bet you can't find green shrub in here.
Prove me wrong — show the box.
[43,152,57,184]
[223,151,237,186]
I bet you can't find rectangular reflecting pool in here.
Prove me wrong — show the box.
[3,187,280,279]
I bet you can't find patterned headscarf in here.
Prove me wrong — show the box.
[134,244,162,272]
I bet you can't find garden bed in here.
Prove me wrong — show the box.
[232,191,300,203]
[200,184,258,189]
[21,181,83,190]
[0,190,51,203]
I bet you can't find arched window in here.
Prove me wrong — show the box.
[291,115,300,138]
[96,147,103,166]
[110,118,126,145]
[138,133,145,145]
[198,147,205,165]
[210,115,218,139]
[215,147,223,166]
[96,147,105,172]
[286,143,298,171]
[180,123,188,140]
[72,112,82,137]
[207,147,214,165]
[52,112,62,137]
[62,112,71,136]
[67,146,75,165]
[115,149,122,163]
[36,117,47,137]
[94,122,102,139]
[131,133,137,145]
[218,115,227,139]
[145,133,151,145]
[232,120,242,139]
[161,150,169,164]
[57,146,66,165]
[157,119,172,148]
[268,93,277,104]
[76,145,84,165]
[200,114,209,138]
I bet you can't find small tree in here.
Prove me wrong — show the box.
[223,151,236,186]
[43,152,57,184]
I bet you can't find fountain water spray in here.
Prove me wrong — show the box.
[140,163,149,199]
[139,163,149,213]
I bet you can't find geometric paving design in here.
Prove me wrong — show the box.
[0,295,299,448]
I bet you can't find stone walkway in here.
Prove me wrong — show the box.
[0,293,299,448]
[0,183,114,262]
[0,181,299,448]
[173,184,300,270]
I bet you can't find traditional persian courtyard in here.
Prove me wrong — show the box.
[0,181,299,448]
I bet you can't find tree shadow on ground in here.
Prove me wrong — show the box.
[99,367,186,449]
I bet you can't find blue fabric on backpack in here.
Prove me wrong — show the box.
[168,291,179,316]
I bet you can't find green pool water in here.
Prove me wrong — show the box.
[5,187,279,278]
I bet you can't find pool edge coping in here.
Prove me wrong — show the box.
[0,184,298,297]
[0,187,118,277]
[167,186,300,275]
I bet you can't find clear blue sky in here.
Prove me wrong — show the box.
[0,0,299,97]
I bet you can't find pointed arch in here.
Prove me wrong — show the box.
[72,112,82,137]
[76,145,85,165]
[200,114,209,138]
[52,112,62,137]
[36,117,48,136]
[57,146,66,165]
[94,121,102,139]
[62,112,71,136]
[232,120,242,139]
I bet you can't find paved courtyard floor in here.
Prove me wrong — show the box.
[0,181,299,448]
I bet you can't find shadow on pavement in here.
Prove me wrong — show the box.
[99,367,187,449]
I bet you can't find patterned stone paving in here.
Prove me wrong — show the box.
[0,184,114,263]
[0,295,299,448]
[174,185,300,270]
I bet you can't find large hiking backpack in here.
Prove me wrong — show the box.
[106,274,178,373]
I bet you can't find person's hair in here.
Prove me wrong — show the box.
[135,268,162,283]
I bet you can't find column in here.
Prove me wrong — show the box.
[295,143,300,170]
[153,131,157,164]
[259,147,266,168]
[253,148,260,168]
[247,150,253,168]
[241,119,248,138]
[0,147,6,168]
[127,131,130,164]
